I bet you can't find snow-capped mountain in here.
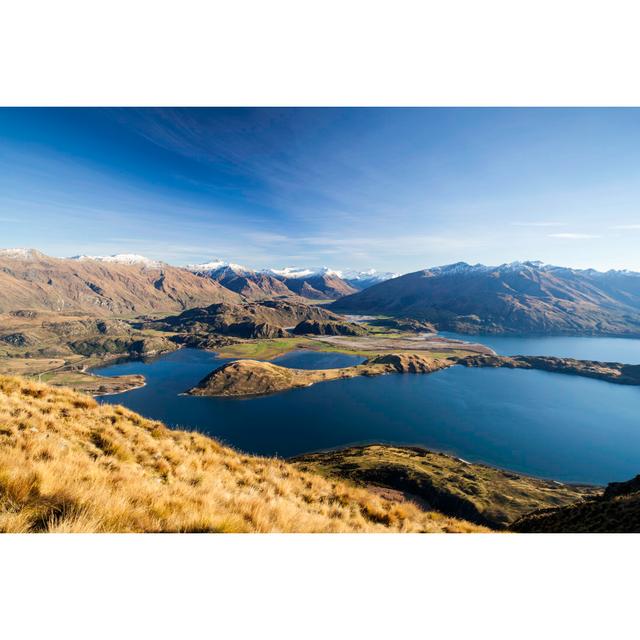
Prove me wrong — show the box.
[186,259,252,276]
[186,259,291,299]
[332,259,640,336]
[70,253,162,268]
[185,261,396,299]
[265,266,340,279]
[340,268,398,289]
[264,266,397,292]
[0,248,46,260]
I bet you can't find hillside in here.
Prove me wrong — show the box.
[267,267,359,300]
[0,310,177,394]
[332,261,640,336]
[0,375,486,533]
[292,445,599,529]
[154,299,343,338]
[0,249,240,316]
[511,475,640,532]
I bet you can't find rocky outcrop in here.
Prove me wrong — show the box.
[69,335,178,358]
[224,321,289,339]
[157,300,342,338]
[291,319,367,336]
[367,318,437,333]
[458,354,640,385]
[0,332,37,347]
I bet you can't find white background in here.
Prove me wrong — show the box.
[1,1,639,638]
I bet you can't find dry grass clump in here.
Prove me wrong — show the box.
[0,375,487,533]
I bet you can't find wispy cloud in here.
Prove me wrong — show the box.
[548,233,600,239]
[611,224,640,230]
[512,221,566,227]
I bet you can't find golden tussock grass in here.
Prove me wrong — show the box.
[0,375,488,533]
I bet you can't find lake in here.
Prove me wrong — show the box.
[93,344,640,485]
[439,331,640,363]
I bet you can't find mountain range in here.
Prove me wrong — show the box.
[0,249,240,316]
[185,260,395,300]
[332,261,640,336]
[3,249,640,336]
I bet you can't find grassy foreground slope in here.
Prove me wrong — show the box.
[0,376,486,533]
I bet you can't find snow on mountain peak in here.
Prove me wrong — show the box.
[265,266,396,282]
[70,253,162,267]
[186,259,251,275]
[267,266,319,279]
[0,248,43,260]
[341,268,398,282]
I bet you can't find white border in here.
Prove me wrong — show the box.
[2,0,640,106]
[1,2,639,637]
[1,533,638,639]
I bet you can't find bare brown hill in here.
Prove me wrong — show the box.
[193,265,296,300]
[0,250,240,316]
[276,273,358,300]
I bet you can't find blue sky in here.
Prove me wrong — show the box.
[1,107,640,272]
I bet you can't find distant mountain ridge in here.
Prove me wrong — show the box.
[186,260,293,300]
[186,259,396,300]
[332,260,640,336]
[0,249,240,316]
[70,253,162,267]
[5,249,640,334]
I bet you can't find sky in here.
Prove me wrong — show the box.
[1,107,640,273]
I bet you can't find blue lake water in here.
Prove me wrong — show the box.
[93,346,640,485]
[439,331,640,363]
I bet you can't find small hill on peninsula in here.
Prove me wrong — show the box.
[187,354,455,397]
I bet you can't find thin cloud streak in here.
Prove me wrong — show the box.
[548,233,601,239]
[512,221,566,227]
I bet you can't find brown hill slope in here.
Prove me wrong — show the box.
[276,273,358,300]
[510,475,640,532]
[0,250,240,316]
[332,262,640,336]
[191,265,296,300]
[0,375,486,532]
[293,445,599,529]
